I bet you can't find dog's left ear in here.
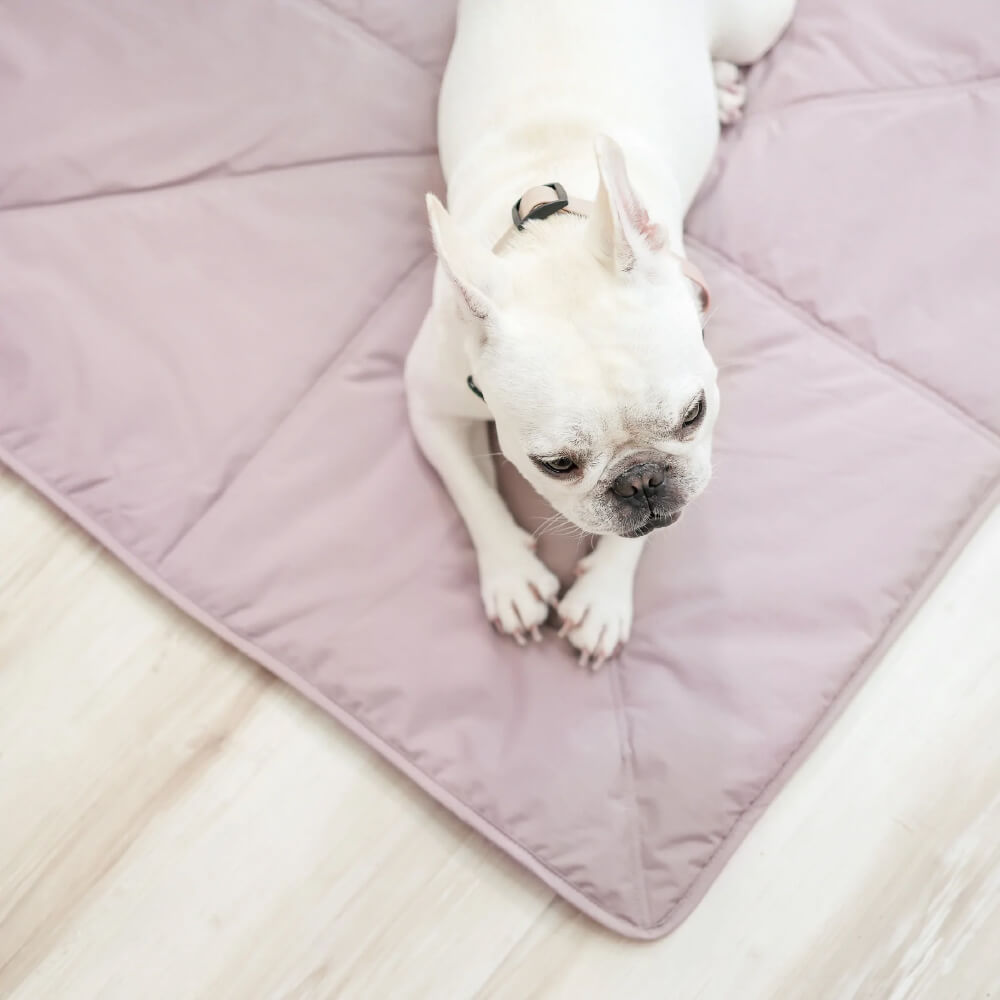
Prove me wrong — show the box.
[587,135,668,278]
[426,194,507,329]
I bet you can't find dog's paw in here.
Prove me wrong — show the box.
[713,60,747,126]
[478,538,559,646]
[557,554,634,670]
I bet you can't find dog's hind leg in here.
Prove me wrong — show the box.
[712,59,747,125]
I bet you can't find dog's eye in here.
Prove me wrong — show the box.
[539,456,577,475]
[682,395,705,427]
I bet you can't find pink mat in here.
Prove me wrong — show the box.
[2,0,999,939]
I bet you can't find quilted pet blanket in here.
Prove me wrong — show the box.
[1,0,998,938]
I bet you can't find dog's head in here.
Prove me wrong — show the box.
[428,136,719,538]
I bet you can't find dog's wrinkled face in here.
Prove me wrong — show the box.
[481,270,717,537]
[428,137,719,537]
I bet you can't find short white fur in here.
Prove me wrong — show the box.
[405,0,796,667]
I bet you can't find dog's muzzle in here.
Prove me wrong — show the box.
[611,462,684,537]
[611,462,669,505]
[622,512,681,538]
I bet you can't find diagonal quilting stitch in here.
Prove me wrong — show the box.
[298,0,443,83]
[0,150,437,215]
[607,660,652,929]
[687,237,1000,447]
[157,252,433,566]
[743,73,1000,122]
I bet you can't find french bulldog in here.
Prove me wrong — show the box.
[405,0,795,668]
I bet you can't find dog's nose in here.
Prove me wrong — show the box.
[611,463,666,499]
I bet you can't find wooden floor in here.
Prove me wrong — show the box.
[1,464,999,1000]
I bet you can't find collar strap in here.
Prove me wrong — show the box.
[492,183,711,312]
[493,182,592,254]
[467,374,484,400]
[511,182,592,231]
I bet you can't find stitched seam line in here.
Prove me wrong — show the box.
[687,237,1000,447]
[157,251,432,564]
[0,150,436,214]
[608,661,652,929]
[744,72,1000,122]
[306,0,442,84]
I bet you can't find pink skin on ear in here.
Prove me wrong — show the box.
[591,136,710,314]
[426,193,498,322]
[590,135,668,274]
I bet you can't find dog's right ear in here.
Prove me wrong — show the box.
[426,194,505,325]
[587,135,668,279]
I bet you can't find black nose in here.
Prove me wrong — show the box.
[611,462,666,500]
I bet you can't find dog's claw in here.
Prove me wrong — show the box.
[530,584,562,614]
[530,625,543,643]
[513,630,527,647]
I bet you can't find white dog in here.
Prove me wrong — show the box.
[405,0,795,668]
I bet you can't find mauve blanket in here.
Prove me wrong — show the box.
[1,0,998,938]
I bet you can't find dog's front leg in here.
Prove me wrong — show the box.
[409,407,560,644]
[557,535,647,670]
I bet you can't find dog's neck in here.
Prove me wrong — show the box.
[490,182,710,311]
[446,128,689,250]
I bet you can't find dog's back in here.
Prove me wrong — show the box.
[439,0,721,227]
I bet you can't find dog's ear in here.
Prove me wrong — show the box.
[426,194,505,325]
[587,135,668,276]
